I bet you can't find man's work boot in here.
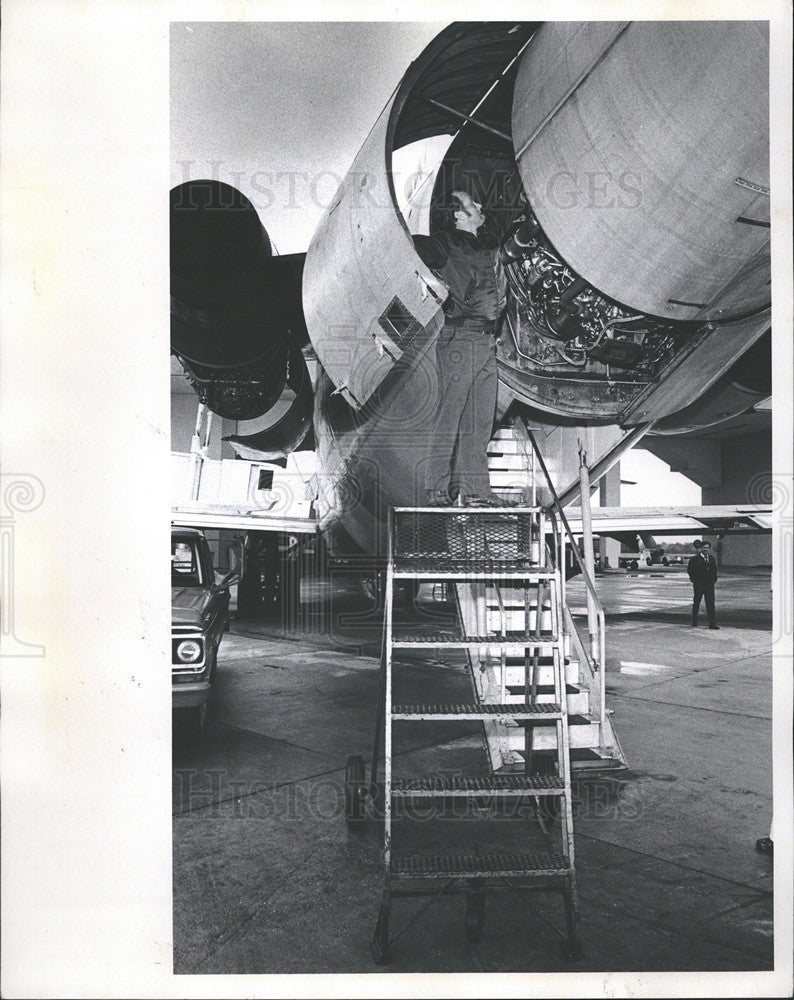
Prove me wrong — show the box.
[462,492,517,508]
[424,489,450,507]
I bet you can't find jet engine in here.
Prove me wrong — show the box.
[170,179,312,456]
[302,21,771,557]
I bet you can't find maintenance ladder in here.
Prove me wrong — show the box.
[369,504,581,963]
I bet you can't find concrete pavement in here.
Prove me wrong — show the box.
[173,567,774,974]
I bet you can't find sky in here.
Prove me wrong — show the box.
[171,19,704,506]
[171,21,445,254]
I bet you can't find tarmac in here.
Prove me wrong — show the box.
[172,565,775,977]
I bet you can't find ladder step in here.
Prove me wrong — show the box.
[500,655,565,665]
[504,683,577,695]
[499,748,627,773]
[491,662,580,684]
[489,471,529,485]
[392,633,562,649]
[391,775,564,796]
[392,702,562,720]
[486,441,527,458]
[393,503,538,511]
[505,715,600,750]
[490,427,523,440]
[394,562,552,579]
[505,686,590,714]
[390,852,571,879]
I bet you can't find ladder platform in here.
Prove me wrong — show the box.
[390,852,571,879]
[393,561,553,580]
[392,702,562,720]
[393,506,543,514]
[392,633,558,649]
[391,775,564,796]
[498,747,628,773]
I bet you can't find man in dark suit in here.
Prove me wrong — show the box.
[687,539,720,629]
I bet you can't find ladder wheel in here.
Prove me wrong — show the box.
[371,909,390,964]
[464,893,485,942]
[345,754,366,827]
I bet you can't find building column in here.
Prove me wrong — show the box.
[599,463,621,569]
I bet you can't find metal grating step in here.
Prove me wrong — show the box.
[392,702,562,720]
[390,852,570,879]
[391,633,562,649]
[500,655,565,666]
[393,562,554,579]
[393,505,540,512]
[391,775,563,796]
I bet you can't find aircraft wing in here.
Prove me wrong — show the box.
[171,505,318,534]
[565,504,772,535]
[562,504,773,537]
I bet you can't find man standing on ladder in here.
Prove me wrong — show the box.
[413,190,512,508]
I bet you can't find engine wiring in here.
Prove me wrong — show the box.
[503,307,576,367]
[502,209,696,381]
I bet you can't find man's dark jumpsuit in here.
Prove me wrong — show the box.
[687,548,718,627]
[413,228,507,499]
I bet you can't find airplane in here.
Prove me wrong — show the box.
[300,20,770,559]
[172,21,770,560]
[171,20,772,770]
[561,503,774,569]
[170,180,314,464]
[617,537,668,571]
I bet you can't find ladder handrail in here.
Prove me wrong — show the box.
[544,504,606,668]
[514,419,606,684]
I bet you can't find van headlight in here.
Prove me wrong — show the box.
[175,639,203,664]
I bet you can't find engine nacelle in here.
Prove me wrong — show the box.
[171,180,307,421]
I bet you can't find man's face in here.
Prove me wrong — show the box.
[452,190,486,233]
